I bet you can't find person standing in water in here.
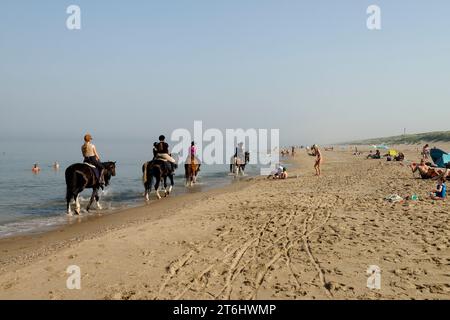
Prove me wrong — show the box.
[313,145,322,176]
[81,134,105,186]
[32,163,41,174]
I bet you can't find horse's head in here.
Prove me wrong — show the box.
[102,161,116,186]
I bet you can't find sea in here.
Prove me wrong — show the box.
[0,139,272,239]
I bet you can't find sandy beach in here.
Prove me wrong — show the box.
[0,145,449,300]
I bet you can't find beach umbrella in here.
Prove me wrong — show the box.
[387,149,398,157]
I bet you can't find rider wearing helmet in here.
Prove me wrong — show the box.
[81,134,105,186]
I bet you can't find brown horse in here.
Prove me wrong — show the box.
[184,156,201,186]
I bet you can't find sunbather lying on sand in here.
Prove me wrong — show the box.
[430,177,447,200]
[410,159,444,179]
[367,150,381,159]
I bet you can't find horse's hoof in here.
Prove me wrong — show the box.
[67,212,73,217]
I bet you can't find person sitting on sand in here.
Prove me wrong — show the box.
[422,144,430,159]
[430,177,447,200]
[394,152,405,162]
[267,165,284,179]
[410,159,444,179]
[367,150,381,159]
[32,163,41,174]
[313,145,322,176]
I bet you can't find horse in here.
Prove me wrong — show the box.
[65,161,116,215]
[230,152,250,176]
[184,157,201,187]
[142,160,175,200]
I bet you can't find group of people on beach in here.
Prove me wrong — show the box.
[409,148,449,200]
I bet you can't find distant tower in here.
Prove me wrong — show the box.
[404,128,406,135]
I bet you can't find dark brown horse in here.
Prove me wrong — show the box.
[184,157,201,187]
[65,161,116,215]
[142,160,175,200]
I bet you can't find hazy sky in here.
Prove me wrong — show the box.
[1,0,450,145]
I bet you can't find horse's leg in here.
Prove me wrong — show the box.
[144,182,150,201]
[87,189,95,212]
[66,188,73,216]
[185,166,189,187]
[163,176,168,197]
[155,176,161,199]
[74,193,81,215]
[95,188,102,210]
[168,174,174,194]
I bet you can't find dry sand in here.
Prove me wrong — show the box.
[0,144,449,300]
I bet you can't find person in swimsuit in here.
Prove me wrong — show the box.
[81,134,105,186]
[32,163,41,174]
[430,177,447,200]
[313,145,322,176]
[410,159,444,179]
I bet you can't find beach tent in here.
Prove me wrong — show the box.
[387,149,398,157]
[430,148,450,168]
[372,145,389,150]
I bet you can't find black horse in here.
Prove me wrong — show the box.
[65,161,116,215]
[142,160,175,200]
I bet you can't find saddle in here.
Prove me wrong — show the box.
[83,162,101,183]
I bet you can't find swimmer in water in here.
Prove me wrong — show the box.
[32,163,41,174]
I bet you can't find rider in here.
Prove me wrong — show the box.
[81,134,105,187]
[187,141,201,171]
[153,135,177,173]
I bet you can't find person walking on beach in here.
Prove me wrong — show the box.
[81,134,105,187]
[313,145,322,176]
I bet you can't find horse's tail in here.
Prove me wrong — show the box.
[65,166,78,202]
[142,162,148,184]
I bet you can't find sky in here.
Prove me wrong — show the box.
[1,0,450,146]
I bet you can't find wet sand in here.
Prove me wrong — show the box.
[0,145,449,299]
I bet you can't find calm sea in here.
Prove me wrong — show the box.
[0,139,267,238]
